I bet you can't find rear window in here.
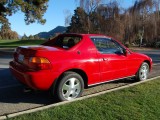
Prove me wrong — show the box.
[42,35,82,49]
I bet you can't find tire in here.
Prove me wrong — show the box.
[55,71,84,101]
[135,62,149,81]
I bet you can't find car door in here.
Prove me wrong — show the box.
[91,37,128,82]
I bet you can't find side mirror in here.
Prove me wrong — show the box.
[123,49,128,56]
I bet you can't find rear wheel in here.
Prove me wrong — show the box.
[55,72,84,101]
[135,62,149,81]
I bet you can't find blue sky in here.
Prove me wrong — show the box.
[8,0,135,36]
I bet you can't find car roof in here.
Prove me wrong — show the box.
[61,33,112,38]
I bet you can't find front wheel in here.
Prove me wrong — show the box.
[135,62,149,81]
[55,72,84,101]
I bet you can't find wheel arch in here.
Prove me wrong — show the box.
[56,68,88,89]
[143,60,152,72]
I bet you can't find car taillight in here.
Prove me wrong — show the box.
[28,57,52,70]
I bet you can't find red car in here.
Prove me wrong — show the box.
[10,34,152,101]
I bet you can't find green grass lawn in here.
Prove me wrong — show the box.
[0,40,45,48]
[10,79,160,120]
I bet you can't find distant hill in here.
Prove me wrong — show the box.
[36,26,67,39]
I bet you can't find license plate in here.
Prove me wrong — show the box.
[18,54,24,62]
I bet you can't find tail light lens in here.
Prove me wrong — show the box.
[14,52,52,70]
[28,57,52,70]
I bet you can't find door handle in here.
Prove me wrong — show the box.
[102,58,108,61]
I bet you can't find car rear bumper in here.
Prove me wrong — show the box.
[9,61,58,90]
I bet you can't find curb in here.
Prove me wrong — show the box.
[0,65,9,68]
[0,76,160,120]
[0,51,14,53]
[0,49,14,56]
[0,116,6,120]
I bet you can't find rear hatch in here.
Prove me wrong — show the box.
[13,45,63,71]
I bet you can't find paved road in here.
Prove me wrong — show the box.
[0,49,160,116]
[134,49,160,64]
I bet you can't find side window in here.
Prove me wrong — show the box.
[91,37,124,54]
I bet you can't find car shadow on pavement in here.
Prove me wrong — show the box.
[112,78,136,84]
[0,68,138,104]
[0,68,57,105]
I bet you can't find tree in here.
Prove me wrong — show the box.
[0,0,49,26]
[127,0,154,45]
[28,35,34,39]
[21,33,28,40]
[70,0,160,47]
[0,23,18,39]
[64,10,72,27]
[79,0,101,13]
[79,0,101,33]
[67,7,88,33]
[34,34,40,39]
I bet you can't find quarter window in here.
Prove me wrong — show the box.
[42,36,82,49]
